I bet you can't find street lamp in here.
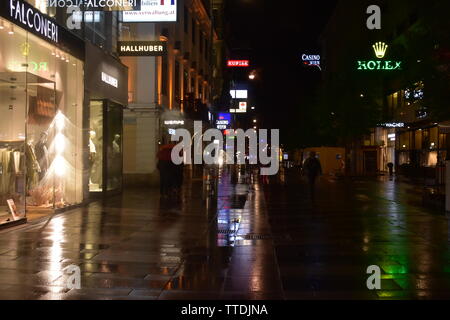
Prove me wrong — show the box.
[249,74,256,80]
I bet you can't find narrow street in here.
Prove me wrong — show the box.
[0,167,449,300]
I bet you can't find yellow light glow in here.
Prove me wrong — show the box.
[54,155,66,177]
[55,111,65,131]
[373,42,388,59]
[55,133,65,153]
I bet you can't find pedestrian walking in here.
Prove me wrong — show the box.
[157,144,175,199]
[387,162,394,177]
[302,151,322,201]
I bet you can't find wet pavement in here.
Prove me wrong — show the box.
[0,166,450,300]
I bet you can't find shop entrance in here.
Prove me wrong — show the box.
[89,100,123,196]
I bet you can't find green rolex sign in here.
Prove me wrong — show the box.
[357,42,402,71]
[357,60,402,70]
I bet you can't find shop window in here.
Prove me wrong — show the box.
[0,21,84,223]
[430,127,438,150]
[161,55,168,96]
[106,102,123,192]
[175,61,181,103]
[399,132,410,150]
[89,101,103,192]
[415,130,423,150]
[184,6,189,33]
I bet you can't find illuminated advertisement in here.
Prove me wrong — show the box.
[123,0,177,22]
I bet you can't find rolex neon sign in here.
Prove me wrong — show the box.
[357,42,402,71]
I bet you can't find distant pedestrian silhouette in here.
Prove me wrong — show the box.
[303,151,322,201]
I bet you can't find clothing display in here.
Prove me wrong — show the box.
[25,142,41,191]
[0,145,25,202]
[35,138,49,181]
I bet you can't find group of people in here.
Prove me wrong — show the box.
[157,144,184,200]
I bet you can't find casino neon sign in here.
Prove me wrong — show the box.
[357,42,402,71]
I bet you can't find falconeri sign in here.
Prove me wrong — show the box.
[117,41,167,56]
[4,0,59,43]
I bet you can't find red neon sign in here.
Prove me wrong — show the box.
[227,60,250,67]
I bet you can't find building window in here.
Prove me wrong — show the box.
[184,6,189,33]
[175,61,180,103]
[0,21,84,219]
[162,55,168,96]
[192,19,196,44]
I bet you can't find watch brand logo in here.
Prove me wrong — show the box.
[357,42,402,71]
[373,42,388,59]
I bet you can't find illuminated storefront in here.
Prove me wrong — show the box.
[0,0,85,225]
[85,42,128,196]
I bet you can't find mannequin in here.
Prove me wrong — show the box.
[112,134,121,156]
[35,132,49,181]
[89,130,97,185]
[26,139,41,191]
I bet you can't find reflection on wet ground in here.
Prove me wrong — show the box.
[1,167,450,300]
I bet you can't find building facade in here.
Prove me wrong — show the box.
[119,0,219,187]
[321,0,450,179]
[0,0,128,228]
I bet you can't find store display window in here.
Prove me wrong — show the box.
[89,100,123,194]
[0,18,84,224]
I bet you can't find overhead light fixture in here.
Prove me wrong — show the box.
[8,24,14,35]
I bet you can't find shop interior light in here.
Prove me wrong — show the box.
[56,52,60,58]
[0,20,4,30]
[53,155,66,177]
[55,133,66,152]
[51,51,55,56]
[55,111,65,131]
[8,24,14,35]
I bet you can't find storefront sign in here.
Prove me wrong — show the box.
[380,123,405,128]
[230,90,248,99]
[0,0,85,60]
[6,0,59,43]
[101,72,118,88]
[357,42,402,71]
[357,60,402,70]
[227,60,250,67]
[164,120,184,125]
[118,41,167,56]
[302,54,321,70]
[216,113,231,130]
[48,0,141,10]
[123,0,177,22]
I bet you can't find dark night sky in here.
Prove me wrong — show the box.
[225,0,337,143]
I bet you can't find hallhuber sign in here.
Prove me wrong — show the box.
[117,41,167,56]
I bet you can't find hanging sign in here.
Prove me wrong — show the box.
[118,41,167,56]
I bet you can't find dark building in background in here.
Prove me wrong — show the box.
[321,0,450,182]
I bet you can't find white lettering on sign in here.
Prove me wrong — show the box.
[9,0,59,43]
[227,60,250,67]
[164,120,184,125]
[101,72,118,88]
[120,45,165,53]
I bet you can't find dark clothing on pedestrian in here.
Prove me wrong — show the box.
[303,156,323,201]
[387,162,394,177]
